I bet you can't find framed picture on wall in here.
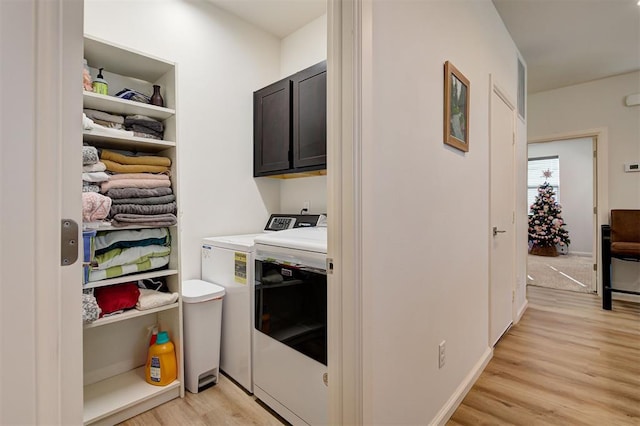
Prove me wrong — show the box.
[444,61,470,152]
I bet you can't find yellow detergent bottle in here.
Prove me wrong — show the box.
[145,331,177,386]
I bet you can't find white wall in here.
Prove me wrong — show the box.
[280,176,328,214]
[362,1,523,423]
[528,138,594,254]
[278,13,328,215]
[85,0,282,279]
[280,14,327,78]
[528,72,640,293]
[528,72,640,210]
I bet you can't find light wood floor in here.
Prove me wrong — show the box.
[118,375,285,426]
[120,286,638,425]
[449,286,640,425]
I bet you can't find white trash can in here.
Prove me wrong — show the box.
[182,279,225,393]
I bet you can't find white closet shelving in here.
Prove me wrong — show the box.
[82,35,183,426]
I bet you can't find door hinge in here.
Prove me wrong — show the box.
[512,290,515,302]
[593,264,597,272]
[61,219,79,266]
[326,258,334,274]
[594,206,597,214]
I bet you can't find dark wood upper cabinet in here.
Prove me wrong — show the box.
[254,61,326,177]
[293,61,327,170]
[254,78,291,175]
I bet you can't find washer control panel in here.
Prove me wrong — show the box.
[264,214,325,231]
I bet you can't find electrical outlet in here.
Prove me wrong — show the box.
[302,200,310,213]
[439,341,446,369]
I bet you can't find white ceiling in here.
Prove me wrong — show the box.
[206,0,640,94]
[206,0,326,38]
[493,0,640,93]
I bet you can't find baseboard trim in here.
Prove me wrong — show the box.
[429,346,493,426]
[570,251,592,257]
[515,299,529,324]
[612,292,640,303]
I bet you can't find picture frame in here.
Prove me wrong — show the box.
[443,61,470,152]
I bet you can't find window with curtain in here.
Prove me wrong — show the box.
[528,156,560,214]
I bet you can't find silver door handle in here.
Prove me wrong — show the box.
[492,227,506,237]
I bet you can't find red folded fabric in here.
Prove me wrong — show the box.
[94,282,140,317]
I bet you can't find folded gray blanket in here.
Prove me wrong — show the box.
[133,131,161,140]
[105,187,173,199]
[109,201,176,216]
[82,183,100,193]
[111,194,175,205]
[129,124,163,139]
[93,118,124,129]
[83,146,99,165]
[112,213,177,227]
[124,115,164,132]
[84,108,125,124]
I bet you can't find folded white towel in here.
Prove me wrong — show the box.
[82,171,110,183]
[82,113,94,130]
[136,289,179,311]
[83,162,107,173]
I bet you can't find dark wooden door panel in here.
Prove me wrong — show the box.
[293,61,326,169]
[254,79,291,176]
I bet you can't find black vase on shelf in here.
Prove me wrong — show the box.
[150,85,164,107]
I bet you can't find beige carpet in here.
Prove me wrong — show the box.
[527,253,594,293]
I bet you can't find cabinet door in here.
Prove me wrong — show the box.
[254,78,291,176]
[292,61,326,170]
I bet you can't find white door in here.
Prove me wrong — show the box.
[1,1,84,423]
[489,83,516,347]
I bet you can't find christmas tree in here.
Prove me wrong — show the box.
[528,170,570,256]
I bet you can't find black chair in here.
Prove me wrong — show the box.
[601,209,640,310]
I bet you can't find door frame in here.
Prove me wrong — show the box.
[488,77,517,346]
[529,128,609,295]
[327,0,365,424]
[5,0,360,423]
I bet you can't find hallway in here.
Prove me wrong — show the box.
[449,286,640,425]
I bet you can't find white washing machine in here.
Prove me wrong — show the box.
[202,233,260,393]
[201,214,325,393]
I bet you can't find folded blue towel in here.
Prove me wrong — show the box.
[115,88,150,104]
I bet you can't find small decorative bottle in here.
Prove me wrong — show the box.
[91,68,108,95]
[150,85,164,107]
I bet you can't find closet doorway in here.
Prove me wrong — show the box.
[526,136,597,294]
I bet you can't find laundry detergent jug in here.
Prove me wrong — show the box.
[145,331,177,386]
